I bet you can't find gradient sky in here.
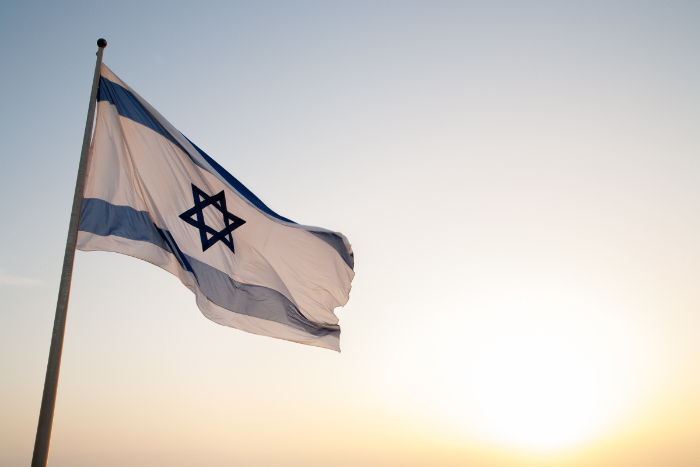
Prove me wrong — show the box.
[2,1,700,466]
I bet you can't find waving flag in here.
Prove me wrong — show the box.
[77,64,354,351]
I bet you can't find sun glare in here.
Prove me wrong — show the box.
[434,291,641,453]
[466,329,606,451]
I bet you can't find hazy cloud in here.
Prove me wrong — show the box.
[0,268,42,286]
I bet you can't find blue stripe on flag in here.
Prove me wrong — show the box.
[97,77,187,154]
[97,76,353,271]
[187,137,354,269]
[97,77,293,223]
[79,198,340,338]
[184,137,295,223]
[309,231,354,270]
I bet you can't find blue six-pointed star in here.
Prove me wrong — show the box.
[179,184,246,253]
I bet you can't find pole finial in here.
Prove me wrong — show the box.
[97,38,107,48]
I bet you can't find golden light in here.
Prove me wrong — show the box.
[435,288,646,453]
[466,329,607,451]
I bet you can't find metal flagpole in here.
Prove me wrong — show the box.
[31,38,107,467]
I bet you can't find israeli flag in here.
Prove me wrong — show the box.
[78,65,354,351]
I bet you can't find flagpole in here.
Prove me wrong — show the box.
[31,38,107,467]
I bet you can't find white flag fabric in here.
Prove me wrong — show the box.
[77,64,354,351]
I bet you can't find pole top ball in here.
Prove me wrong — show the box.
[97,38,107,48]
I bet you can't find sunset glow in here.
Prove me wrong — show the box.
[433,289,648,455]
[2,2,700,466]
[467,329,608,450]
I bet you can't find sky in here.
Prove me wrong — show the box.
[1,1,700,466]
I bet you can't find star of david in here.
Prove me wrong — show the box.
[179,184,246,253]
